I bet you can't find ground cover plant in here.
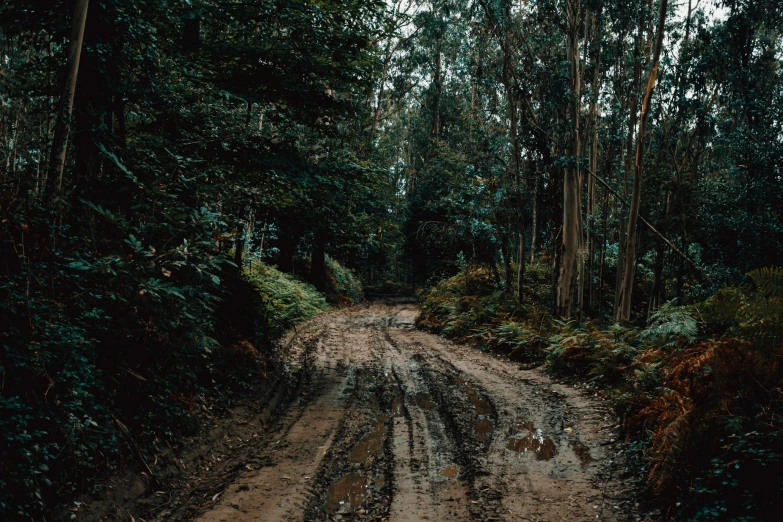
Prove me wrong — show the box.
[419,265,783,520]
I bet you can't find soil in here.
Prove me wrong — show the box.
[74,302,647,521]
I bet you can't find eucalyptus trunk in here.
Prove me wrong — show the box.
[556,0,582,318]
[617,0,669,322]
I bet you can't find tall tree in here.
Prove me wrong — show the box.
[616,0,669,321]
[556,0,582,318]
[46,0,89,206]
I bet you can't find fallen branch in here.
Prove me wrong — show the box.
[114,417,158,487]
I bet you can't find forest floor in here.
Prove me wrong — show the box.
[78,302,645,522]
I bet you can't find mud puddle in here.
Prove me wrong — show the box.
[86,303,647,522]
[326,473,368,514]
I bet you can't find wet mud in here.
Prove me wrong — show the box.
[89,303,645,521]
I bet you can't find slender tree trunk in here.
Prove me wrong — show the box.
[259,222,267,258]
[647,190,672,320]
[598,184,609,313]
[586,10,602,311]
[500,8,525,304]
[431,32,442,142]
[529,168,539,264]
[491,259,501,287]
[368,38,394,149]
[552,225,562,316]
[500,233,512,295]
[617,0,669,322]
[47,0,89,204]
[615,8,645,319]
[234,204,246,270]
[311,230,327,292]
[517,221,526,303]
[556,0,582,318]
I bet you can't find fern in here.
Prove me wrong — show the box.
[640,301,699,348]
[705,267,783,351]
[748,266,783,298]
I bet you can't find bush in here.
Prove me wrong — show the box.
[418,265,549,361]
[419,266,783,520]
[325,256,363,306]
[245,262,329,339]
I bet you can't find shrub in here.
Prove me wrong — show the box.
[325,256,364,306]
[245,262,329,340]
[420,265,783,520]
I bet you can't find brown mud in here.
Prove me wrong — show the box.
[76,303,647,521]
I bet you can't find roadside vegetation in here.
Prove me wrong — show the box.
[419,265,783,520]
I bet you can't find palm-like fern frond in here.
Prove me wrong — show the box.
[748,266,783,298]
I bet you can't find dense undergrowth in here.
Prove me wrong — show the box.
[0,249,348,518]
[325,256,364,306]
[418,265,783,521]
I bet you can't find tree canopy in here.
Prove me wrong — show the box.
[1,0,782,519]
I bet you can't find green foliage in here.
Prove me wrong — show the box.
[703,267,783,351]
[419,266,549,361]
[640,301,699,348]
[548,320,639,387]
[747,267,783,298]
[421,266,783,520]
[245,263,328,340]
[0,0,383,517]
[325,256,364,306]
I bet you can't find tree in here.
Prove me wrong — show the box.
[616,0,669,322]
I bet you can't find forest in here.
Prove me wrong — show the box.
[1,0,782,520]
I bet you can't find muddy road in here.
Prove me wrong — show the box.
[189,303,640,521]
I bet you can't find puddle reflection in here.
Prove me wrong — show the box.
[326,473,368,514]
[349,418,388,463]
[475,418,493,441]
[507,428,557,460]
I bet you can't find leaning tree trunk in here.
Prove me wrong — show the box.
[47,0,89,206]
[617,0,669,322]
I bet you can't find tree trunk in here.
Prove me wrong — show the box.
[234,204,246,270]
[615,6,645,319]
[431,32,442,141]
[501,8,525,304]
[491,259,501,287]
[556,0,582,318]
[517,221,526,304]
[617,0,669,322]
[586,9,602,312]
[47,0,89,205]
[368,38,393,149]
[311,230,327,292]
[277,235,297,274]
[529,167,539,264]
[500,233,512,295]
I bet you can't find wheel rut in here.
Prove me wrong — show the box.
[191,303,642,522]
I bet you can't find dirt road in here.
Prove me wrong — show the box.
[192,303,640,521]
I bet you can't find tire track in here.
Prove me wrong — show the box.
[191,303,641,522]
